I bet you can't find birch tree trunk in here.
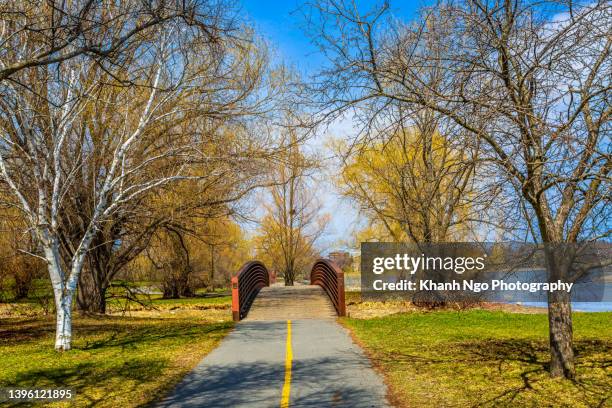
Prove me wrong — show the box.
[54,288,74,351]
[42,235,75,350]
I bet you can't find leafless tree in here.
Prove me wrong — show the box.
[0,1,234,82]
[305,0,610,378]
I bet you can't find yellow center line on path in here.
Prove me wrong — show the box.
[280,320,292,408]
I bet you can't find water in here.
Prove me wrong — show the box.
[516,301,612,312]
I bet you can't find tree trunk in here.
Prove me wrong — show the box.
[12,255,40,300]
[76,266,107,314]
[547,290,574,378]
[54,289,73,351]
[545,247,575,379]
[161,229,194,298]
[179,268,195,297]
[209,243,215,290]
[13,269,32,300]
[162,268,192,298]
[43,234,77,352]
[284,269,294,286]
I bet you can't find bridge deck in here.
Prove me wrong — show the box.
[245,284,336,321]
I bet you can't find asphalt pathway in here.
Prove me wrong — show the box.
[158,286,390,408]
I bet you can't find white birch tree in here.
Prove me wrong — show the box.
[0,0,272,350]
[0,42,174,349]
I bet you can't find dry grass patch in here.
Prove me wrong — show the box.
[342,310,611,407]
[0,296,233,407]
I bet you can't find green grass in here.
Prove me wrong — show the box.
[148,294,230,306]
[106,293,231,312]
[0,278,231,304]
[0,286,232,318]
[0,296,234,407]
[342,310,611,407]
[0,279,52,303]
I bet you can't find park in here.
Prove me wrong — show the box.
[0,0,610,407]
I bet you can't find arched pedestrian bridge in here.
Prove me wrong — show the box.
[231,259,346,321]
[159,259,389,408]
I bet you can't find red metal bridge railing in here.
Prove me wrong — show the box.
[310,259,346,316]
[231,261,270,321]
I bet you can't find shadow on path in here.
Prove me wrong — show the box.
[157,320,389,408]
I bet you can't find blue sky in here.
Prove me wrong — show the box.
[242,1,321,74]
[242,0,425,75]
[239,2,608,250]
[241,1,427,252]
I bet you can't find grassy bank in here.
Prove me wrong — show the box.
[342,310,611,407]
[0,296,233,407]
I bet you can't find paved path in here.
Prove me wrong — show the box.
[158,286,389,408]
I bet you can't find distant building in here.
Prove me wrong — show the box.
[328,251,353,270]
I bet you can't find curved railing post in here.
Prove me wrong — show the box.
[231,261,270,321]
[231,276,240,321]
[337,269,346,316]
[310,259,346,316]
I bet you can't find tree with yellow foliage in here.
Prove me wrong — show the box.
[0,202,45,300]
[337,112,477,243]
[139,216,252,297]
[254,128,328,285]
